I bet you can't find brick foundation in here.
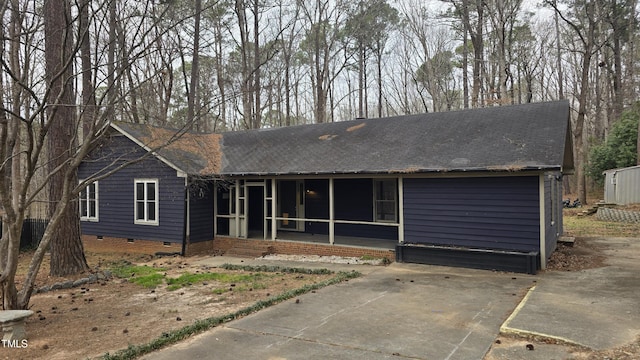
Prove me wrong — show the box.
[213,237,395,262]
[184,239,216,256]
[82,235,183,255]
[82,235,395,261]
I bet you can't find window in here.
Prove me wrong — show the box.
[134,179,159,225]
[374,179,397,222]
[79,181,98,221]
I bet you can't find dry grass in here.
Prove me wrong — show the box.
[563,209,640,238]
[8,253,341,360]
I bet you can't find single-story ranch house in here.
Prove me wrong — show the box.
[79,100,573,274]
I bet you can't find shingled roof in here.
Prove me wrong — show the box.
[111,122,222,175]
[111,100,573,177]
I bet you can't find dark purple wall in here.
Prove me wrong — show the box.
[403,176,540,252]
[78,134,186,244]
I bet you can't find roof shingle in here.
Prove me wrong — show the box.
[220,100,572,176]
[111,100,572,177]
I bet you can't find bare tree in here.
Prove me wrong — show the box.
[484,0,522,104]
[210,2,233,128]
[44,0,90,276]
[554,0,565,99]
[447,0,485,107]
[233,0,260,128]
[275,0,302,126]
[0,0,197,310]
[547,0,605,205]
[400,2,459,112]
[187,0,202,128]
[343,0,398,118]
[298,0,349,123]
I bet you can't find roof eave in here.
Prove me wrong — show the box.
[218,166,561,178]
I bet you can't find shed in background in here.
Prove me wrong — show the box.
[603,165,640,205]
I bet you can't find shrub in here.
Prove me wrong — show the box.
[588,103,639,185]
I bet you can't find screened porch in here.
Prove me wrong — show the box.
[213,177,404,249]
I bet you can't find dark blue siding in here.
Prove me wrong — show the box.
[189,181,214,243]
[78,135,186,244]
[403,176,540,252]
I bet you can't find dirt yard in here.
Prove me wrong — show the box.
[2,252,336,360]
[3,234,639,359]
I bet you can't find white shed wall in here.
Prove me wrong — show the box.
[604,166,640,205]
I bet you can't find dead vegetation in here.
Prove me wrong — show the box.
[4,252,338,360]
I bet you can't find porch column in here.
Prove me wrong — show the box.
[271,178,277,240]
[329,177,335,245]
[213,181,218,237]
[538,174,547,269]
[235,179,240,238]
[398,177,404,243]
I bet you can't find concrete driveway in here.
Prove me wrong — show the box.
[142,237,640,360]
[143,262,535,360]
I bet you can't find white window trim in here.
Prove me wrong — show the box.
[79,180,99,222]
[373,179,398,223]
[134,179,159,226]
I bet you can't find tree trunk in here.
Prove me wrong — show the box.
[377,43,383,118]
[0,107,23,309]
[630,2,639,164]
[235,0,253,128]
[358,44,364,118]
[18,178,77,308]
[610,0,624,122]
[284,44,292,126]
[80,0,96,139]
[253,0,261,129]
[462,19,469,109]
[214,15,226,129]
[106,0,117,121]
[44,0,89,277]
[554,1,564,99]
[0,86,26,309]
[187,0,201,130]
[575,41,594,206]
[457,0,484,108]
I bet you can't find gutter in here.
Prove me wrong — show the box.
[218,167,561,178]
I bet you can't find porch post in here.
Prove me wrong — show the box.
[329,177,335,245]
[263,181,268,240]
[271,178,277,240]
[235,179,240,238]
[213,181,218,237]
[398,177,404,243]
[539,174,547,269]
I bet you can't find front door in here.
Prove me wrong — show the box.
[247,185,265,238]
[278,180,305,231]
